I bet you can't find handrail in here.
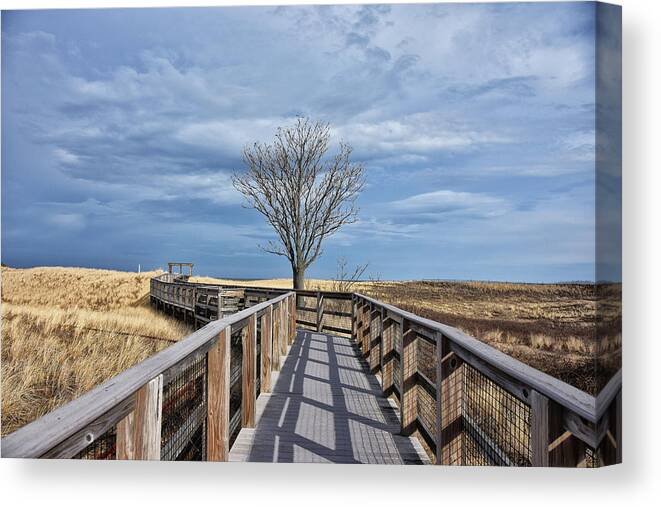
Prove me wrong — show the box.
[354,293,618,422]
[351,291,621,467]
[1,291,294,459]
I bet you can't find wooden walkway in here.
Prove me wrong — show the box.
[229,330,430,464]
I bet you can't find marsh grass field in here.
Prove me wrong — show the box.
[1,267,191,435]
[1,266,619,436]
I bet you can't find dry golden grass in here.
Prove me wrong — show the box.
[353,280,621,393]
[1,267,190,436]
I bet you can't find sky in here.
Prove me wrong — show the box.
[1,2,618,282]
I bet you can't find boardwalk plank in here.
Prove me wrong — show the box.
[229,330,430,465]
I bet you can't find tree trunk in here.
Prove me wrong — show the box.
[292,265,305,290]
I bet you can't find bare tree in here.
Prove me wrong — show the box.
[233,118,365,289]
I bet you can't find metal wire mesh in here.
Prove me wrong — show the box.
[584,446,600,468]
[417,337,436,384]
[73,426,116,459]
[393,355,401,393]
[417,382,436,438]
[462,363,531,466]
[322,297,352,336]
[229,328,243,448]
[296,295,317,330]
[439,360,463,465]
[382,319,395,391]
[160,355,208,461]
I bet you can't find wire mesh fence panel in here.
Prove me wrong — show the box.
[73,426,117,460]
[382,318,395,393]
[417,337,436,384]
[393,354,401,395]
[229,328,243,449]
[160,355,208,461]
[322,297,352,336]
[175,424,206,461]
[584,446,600,468]
[296,295,317,330]
[417,382,437,439]
[439,362,464,465]
[394,323,402,356]
[462,362,531,466]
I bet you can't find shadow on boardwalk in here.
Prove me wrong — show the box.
[229,330,430,464]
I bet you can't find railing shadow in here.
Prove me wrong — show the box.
[240,330,425,464]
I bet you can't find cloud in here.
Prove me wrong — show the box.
[391,190,511,220]
[334,116,510,158]
[47,213,86,231]
[53,147,80,165]
[1,3,603,281]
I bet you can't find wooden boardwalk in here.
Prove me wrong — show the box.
[229,329,430,464]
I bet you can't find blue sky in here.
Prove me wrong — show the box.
[1,3,607,282]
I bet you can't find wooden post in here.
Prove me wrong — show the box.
[281,297,287,348]
[355,298,362,345]
[117,375,163,460]
[272,302,281,371]
[379,307,385,376]
[434,332,443,465]
[290,294,296,343]
[351,295,357,342]
[284,295,290,345]
[192,287,198,329]
[362,303,371,357]
[530,390,550,466]
[217,287,222,321]
[242,314,256,428]
[438,338,464,465]
[260,308,272,392]
[316,291,324,332]
[400,319,417,436]
[369,307,381,374]
[547,400,586,467]
[116,412,134,460]
[207,327,231,461]
[382,314,395,396]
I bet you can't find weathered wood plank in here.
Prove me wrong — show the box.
[242,314,256,428]
[434,331,443,465]
[116,410,134,460]
[316,292,324,332]
[43,394,134,459]
[400,319,417,436]
[132,375,163,460]
[260,307,272,393]
[228,330,430,465]
[382,311,395,395]
[207,327,231,461]
[530,390,550,466]
[272,301,281,371]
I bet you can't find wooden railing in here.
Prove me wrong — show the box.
[1,288,297,460]
[2,274,621,467]
[351,293,622,467]
[150,275,352,335]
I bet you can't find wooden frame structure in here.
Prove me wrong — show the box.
[2,274,621,467]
